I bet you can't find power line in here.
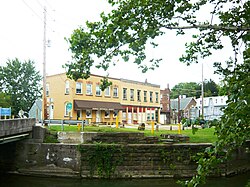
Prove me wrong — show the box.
[171,88,202,93]
[36,0,55,24]
[22,0,43,22]
[22,0,55,34]
[35,0,43,8]
[44,0,54,11]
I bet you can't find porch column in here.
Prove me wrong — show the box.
[158,108,160,123]
[118,110,122,123]
[132,107,134,124]
[126,107,128,124]
[150,108,152,121]
[137,107,139,123]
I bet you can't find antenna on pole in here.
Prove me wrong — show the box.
[43,6,48,124]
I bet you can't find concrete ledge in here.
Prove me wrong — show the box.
[0,118,35,138]
[17,164,80,178]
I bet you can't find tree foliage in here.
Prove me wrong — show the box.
[66,0,250,186]
[186,49,250,186]
[170,82,201,99]
[170,79,219,99]
[0,92,11,108]
[0,58,42,116]
[66,0,249,81]
[203,79,219,97]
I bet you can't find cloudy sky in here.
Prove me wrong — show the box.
[0,0,233,89]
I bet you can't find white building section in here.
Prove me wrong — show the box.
[196,96,228,120]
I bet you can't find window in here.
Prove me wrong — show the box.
[76,82,82,94]
[65,81,69,94]
[150,92,153,102]
[113,87,118,97]
[86,84,92,95]
[105,86,111,96]
[113,110,118,118]
[46,84,49,96]
[151,113,155,120]
[130,89,134,101]
[147,112,150,120]
[155,92,159,103]
[86,110,92,118]
[144,91,147,102]
[96,84,102,96]
[64,102,70,116]
[105,110,110,118]
[137,90,141,101]
[123,88,127,100]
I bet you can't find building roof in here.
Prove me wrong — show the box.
[170,97,196,110]
[74,100,123,110]
[47,72,160,88]
[120,78,160,88]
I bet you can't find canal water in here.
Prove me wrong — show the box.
[0,172,249,187]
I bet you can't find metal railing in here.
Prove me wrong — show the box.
[43,119,86,131]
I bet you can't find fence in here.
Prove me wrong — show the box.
[43,119,86,131]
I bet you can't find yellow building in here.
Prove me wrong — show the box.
[45,73,160,124]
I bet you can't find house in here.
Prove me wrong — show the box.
[29,99,42,122]
[160,85,171,124]
[170,96,197,123]
[44,73,161,124]
[196,96,228,120]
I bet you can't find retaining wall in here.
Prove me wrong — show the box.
[11,141,250,179]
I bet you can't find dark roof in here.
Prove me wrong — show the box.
[74,100,123,110]
[170,97,196,110]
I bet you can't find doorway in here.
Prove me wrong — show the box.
[96,110,101,123]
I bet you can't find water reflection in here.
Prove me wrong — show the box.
[0,172,249,187]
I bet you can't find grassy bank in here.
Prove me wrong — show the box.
[46,125,217,143]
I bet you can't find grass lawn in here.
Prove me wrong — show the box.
[46,125,217,143]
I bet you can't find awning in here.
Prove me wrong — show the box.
[74,100,123,110]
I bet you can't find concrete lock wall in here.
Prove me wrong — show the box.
[15,143,81,178]
[12,142,250,178]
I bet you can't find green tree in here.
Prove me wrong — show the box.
[170,82,201,99]
[0,92,11,108]
[204,79,219,97]
[65,0,250,186]
[0,58,42,116]
[186,52,250,186]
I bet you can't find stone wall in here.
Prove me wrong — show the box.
[11,141,250,179]
[1,126,249,178]
[79,143,212,178]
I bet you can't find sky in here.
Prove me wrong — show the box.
[0,0,234,89]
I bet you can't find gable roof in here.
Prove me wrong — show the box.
[170,97,196,110]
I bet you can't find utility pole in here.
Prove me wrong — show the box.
[201,62,204,119]
[43,6,47,123]
[178,95,181,123]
